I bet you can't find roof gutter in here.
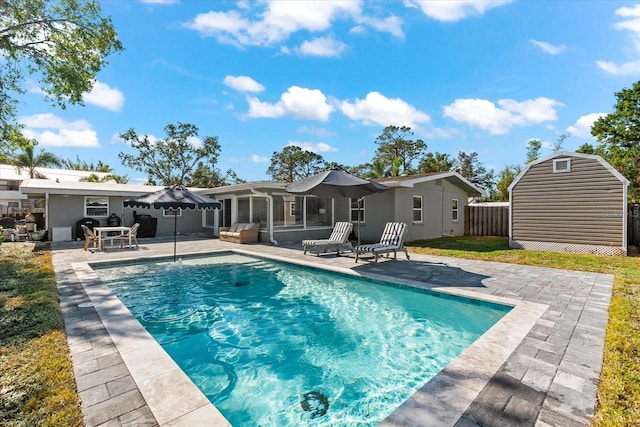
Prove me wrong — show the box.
[250,188,278,245]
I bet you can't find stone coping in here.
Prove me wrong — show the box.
[69,246,544,426]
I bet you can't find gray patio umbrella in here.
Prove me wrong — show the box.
[124,185,221,262]
[285,168,388,245]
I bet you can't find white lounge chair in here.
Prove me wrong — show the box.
[354,222,410,263]
[302,222,354,256]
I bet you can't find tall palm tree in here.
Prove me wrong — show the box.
[13,144,61,178]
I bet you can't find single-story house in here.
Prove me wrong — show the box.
[19,171,484,245]
[0,163,109,219]
[200,172,484,244]
[508,151,629,256]
[19,179,218,241]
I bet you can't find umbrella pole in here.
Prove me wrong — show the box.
[173,211,177,262]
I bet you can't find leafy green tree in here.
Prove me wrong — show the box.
[373,125,427,175]
[61,156,111,172]
[575,143,599,155]
[188,162,245,187]
[552,133,570,153]
[389,156,402,177]
[418,152,454,174]
[118,123,221,186]
[351,159,388,179]
[495,164,521,201]
[12,142,61,178]
[454,151,495,192]
[324,161,353,173]
[63,156,129,183]
[0,126,33,163]
[591,80,640,201]
[367,158,389,178]
[525,138,542,163]
[0,0,123,136]
[267,145,326,182]
[79,173,129,184]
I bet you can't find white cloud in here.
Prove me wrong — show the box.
[223,75,265,92]
[187,136,202,148]
[288,141,337,153]
[251,154,269,162]
[295,36,347,57]
[403,0,512,22]
[566,113,606,138]
[443,97,563,135]
[247,86,334,121]
[19,113,100,148]
[184,1,402,48]
[356,15,404,38]
[530,39,566,55]
[595,60,640,75]
[82,81,125,111]
[596,5,640,75]
[297,126,334,137]
[339,91,431,128]
[185,2,360,47]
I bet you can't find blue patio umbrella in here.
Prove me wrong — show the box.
[124,185,221,261]
[285,168,388,245]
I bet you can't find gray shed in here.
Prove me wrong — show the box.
[508,151,629,256]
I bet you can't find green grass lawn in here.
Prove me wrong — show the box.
[0,237,637,425]
[0,243,82,427]
[407,236,640,426]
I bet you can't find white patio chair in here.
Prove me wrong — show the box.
[302,222,353,256]
[354,222,410,263]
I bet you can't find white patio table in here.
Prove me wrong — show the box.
[93,226,132,250]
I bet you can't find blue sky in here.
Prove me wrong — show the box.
[16,0,640,184]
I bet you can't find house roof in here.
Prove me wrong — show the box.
[0,164,110,182]
[20,179,169,197]
[199,181,288,196]
[374,171,485,197]
[200,173,485,197]
[508,151,630,192]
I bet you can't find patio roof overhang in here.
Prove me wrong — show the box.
[20,179,171,198]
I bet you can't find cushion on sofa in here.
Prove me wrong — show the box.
[228,223,240,232]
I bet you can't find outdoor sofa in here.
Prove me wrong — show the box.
[219,223,260,244]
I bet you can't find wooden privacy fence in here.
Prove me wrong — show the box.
[464,205,509,236]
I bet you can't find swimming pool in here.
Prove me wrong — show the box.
[93,252,511,426]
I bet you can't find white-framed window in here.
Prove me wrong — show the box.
[85,196,109,217]
[553,158,571,173]
[163,207,182,217]
[350,198,365,222]
[413,196,423,223]
[452,198,459,222]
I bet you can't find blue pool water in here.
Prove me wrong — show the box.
[93,252,510,426]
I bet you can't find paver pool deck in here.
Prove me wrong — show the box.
[50,236,613,426]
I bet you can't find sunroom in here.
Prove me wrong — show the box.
[200,181,351,244]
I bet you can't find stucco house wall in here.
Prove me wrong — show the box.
[21,180,215,241]
[364,173,483,243]
[23,172,483,245]
[509,151,629,256]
